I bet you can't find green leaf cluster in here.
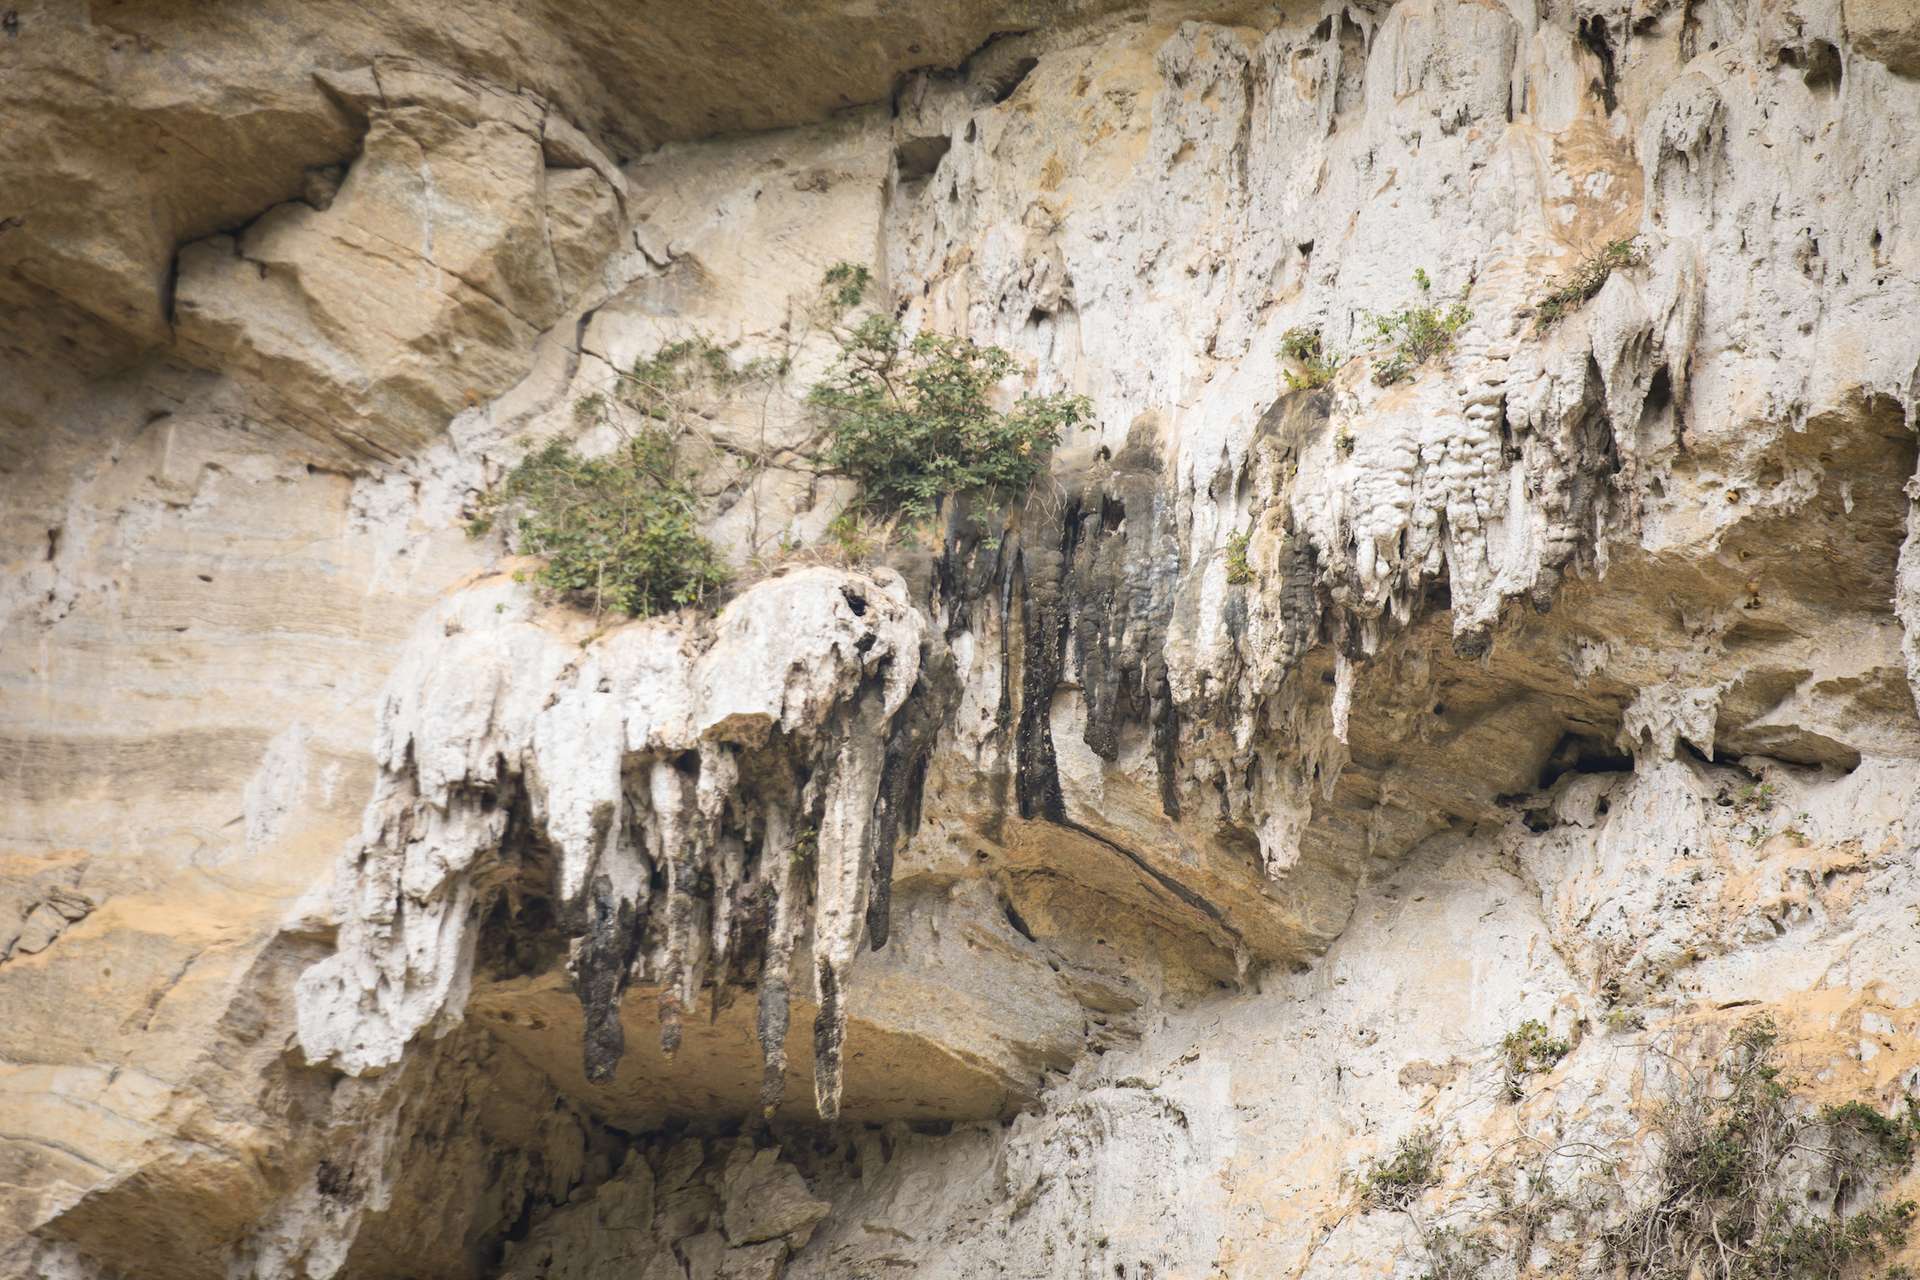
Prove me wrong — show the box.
[820,262,873,314]
[1224,530,1253,584]
[1606,1014,1920,1279]
[1363,1128,1441,1210]
[624,334,788,420]
[1500,1018,1572,1099]
[1369,269,1471,386]
[468,428,728,618]
[1281,325,1342,391]
[810,314,1090,517]
[1820,1098,1920,1166]
[1740,1199,1915,1279]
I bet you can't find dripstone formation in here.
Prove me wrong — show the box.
[9,2,1920,1277]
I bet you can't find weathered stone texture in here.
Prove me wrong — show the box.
[8,0,1920,1277]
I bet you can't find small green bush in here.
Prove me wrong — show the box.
[822,509,891,564]
[468,427,728,618]
[1603,1014,1920,1280]
[1739,1198,1915,1279]
[810,314,1090,517]
[1535,237,1642,329]
[1729,780,1778,813]
[1820,1098,1920,1167]
[1416,1226,1496,1280]
[1501,1019,1572,1099]
[820,261,873,313]
[1364,1128,1441,1210]
[1397,1016,1920,1280]
[1368,269,1470,387]
[790,825,819,873]
[466,332,783,617]
[1280,325,1341,391]
[624,334,787,419]
[1224,530,1253,584]
[1606,1006,1646,1034]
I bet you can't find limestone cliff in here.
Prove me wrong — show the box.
[8,1,1920,1277]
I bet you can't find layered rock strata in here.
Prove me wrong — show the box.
[8,0,1920,1277]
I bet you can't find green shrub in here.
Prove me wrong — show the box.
[465,330,787,617]
[1739,1199,1915,1279]
[1415,1226,1496,1280]
[1280,325,1341,391]
[624,333,787,420]
[1535,237,1642,329]
[1367,269,1471,387]
[1606,1006,1646,1033]
[1364,1128,1441,1210]
[820,261,873,314]
[1730,780,1778,813]
[809,314,1090,517]
[468,427,728,618]
[822,509,891,564]
[1820,1098,1920,1167]
[1501,1019,1572,1099]
[1393,1016,1920,1280]
[1603,1014,1920,1280]
[790,825,819,873]
[1224,530,1253,584]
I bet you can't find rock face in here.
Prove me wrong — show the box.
[174,60,627,463]
[8,1,1920,1278]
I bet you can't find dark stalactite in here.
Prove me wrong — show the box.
[1014,537,1069,823]
[576,874,644,1084]
[866,645,953,949]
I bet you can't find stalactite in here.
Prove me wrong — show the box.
[807,690,889,1119]
[297,567,934,1119]
[754,793,806,1118]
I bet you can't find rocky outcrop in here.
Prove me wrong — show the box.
[0,0,1131,370]
[295,565,934,1120]
[174,61,626,463]
[9,0,1920,1278]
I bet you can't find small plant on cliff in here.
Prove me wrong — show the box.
[1500,1019,1572,1100]
[1729,780,1778,813]
[1819,1098,1920,1167]
[1534,237,1643,330]
[1392,1016,1920,1280]
[1415,1226,1497,1280]
[1281,325,1341,391]
[1224,529,1253,584]
[623,332,790,420]
[1602,1014,1920,1280]
[808,274,1092,517]
[790,825,819,874]
[1363,1127,1441,1210]
[467,321,822,614]
[1368,268,1471,386]
[823,509,895,564]
[820,261,873,314]
[468,425,728,618]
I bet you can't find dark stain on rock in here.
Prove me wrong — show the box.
[575,872,644,1084]
[867,642,956,949]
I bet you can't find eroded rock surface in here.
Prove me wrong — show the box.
[9,0,1920,1277]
